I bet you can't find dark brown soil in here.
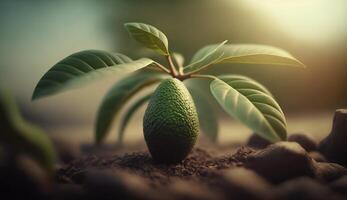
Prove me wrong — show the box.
[56,147,253,187]
[3,138,347,200]
[54,140,347,200]
[3,111,347,199]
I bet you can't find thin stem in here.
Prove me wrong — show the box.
[190,74,218,80]
[153,62,170,74]
[166,54,178,76]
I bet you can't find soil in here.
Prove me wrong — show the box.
[2,136,347,200]
[52,138,347,200]
[3,109,347,200]
[56,146,253,186]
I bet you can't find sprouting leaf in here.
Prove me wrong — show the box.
[0,90,56,171]
[125,22,169,55]
[172,52,185,74]
[32,50,154,100]
[210,77,287,142]
[205,44,304,69]
[172,52,185,67]
[183,40,227,73]
[95,72,167,143]
[118,93,153,143]
[187,84,219,142]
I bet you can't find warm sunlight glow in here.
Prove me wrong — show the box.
[245,0,347,44]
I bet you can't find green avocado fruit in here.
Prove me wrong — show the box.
[143,78,199,163]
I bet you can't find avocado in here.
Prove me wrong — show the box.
[143,78,199,163]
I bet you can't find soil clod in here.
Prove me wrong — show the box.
[314,162,347,182]
[288,133,317,152]
[244,142,315,183]
[247,134,271,149]
[319,109,347,166]
[308,151,327,162]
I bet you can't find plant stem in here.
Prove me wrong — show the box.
[154,62,170,74]
[166,54,178,76]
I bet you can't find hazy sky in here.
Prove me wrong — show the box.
[244,0,347,45]
[0,1,114,96]
[0,0,346,124]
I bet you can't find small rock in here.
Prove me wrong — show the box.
[166,179,220,200]
[84,169,161,200]
[247,134,271,149]
[314,162,347,182]
[319,109,347,166]
[288,133,317,152]
[245,142,315,183]
[275,177,343,200]
[219,167,274,200]
[308,151,327,162]
[330,175,347,195]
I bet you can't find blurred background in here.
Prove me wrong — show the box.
[1,0,346,145]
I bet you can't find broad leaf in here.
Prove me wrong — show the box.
[32,50,154,100]
[204,44,304,68]
[184,40,227,73]
[219,75,273,98]
[95,73,167,143]
[118,93,152,143]
[0,90,56,171]
[187,85,219,142]
[210,77,287,142]
[125,22,169,55]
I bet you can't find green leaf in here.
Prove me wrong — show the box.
[118,93,152,143]
[187,84,219,142]
[184,40,227,73]
[172,52,185,67]
[219,75,273,98]
[95,72,167,143]
[172,52,185,74]
[32,50,154,100]
[209,44,304,67]
[0,90,56,171]
[210,77,287,142]
[125,22,169,55]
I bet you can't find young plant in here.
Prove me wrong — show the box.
[32,22,304,163]
[0,89,56,172]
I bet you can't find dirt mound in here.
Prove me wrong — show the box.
[57,147,253,186]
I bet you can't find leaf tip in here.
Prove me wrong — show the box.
[124,22,133,28]
[31,89,47,101]
[31,92,39,101]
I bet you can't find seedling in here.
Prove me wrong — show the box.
[32,23,304,163]
[0,89,56,171]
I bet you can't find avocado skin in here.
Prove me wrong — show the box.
[143,78,199,163]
